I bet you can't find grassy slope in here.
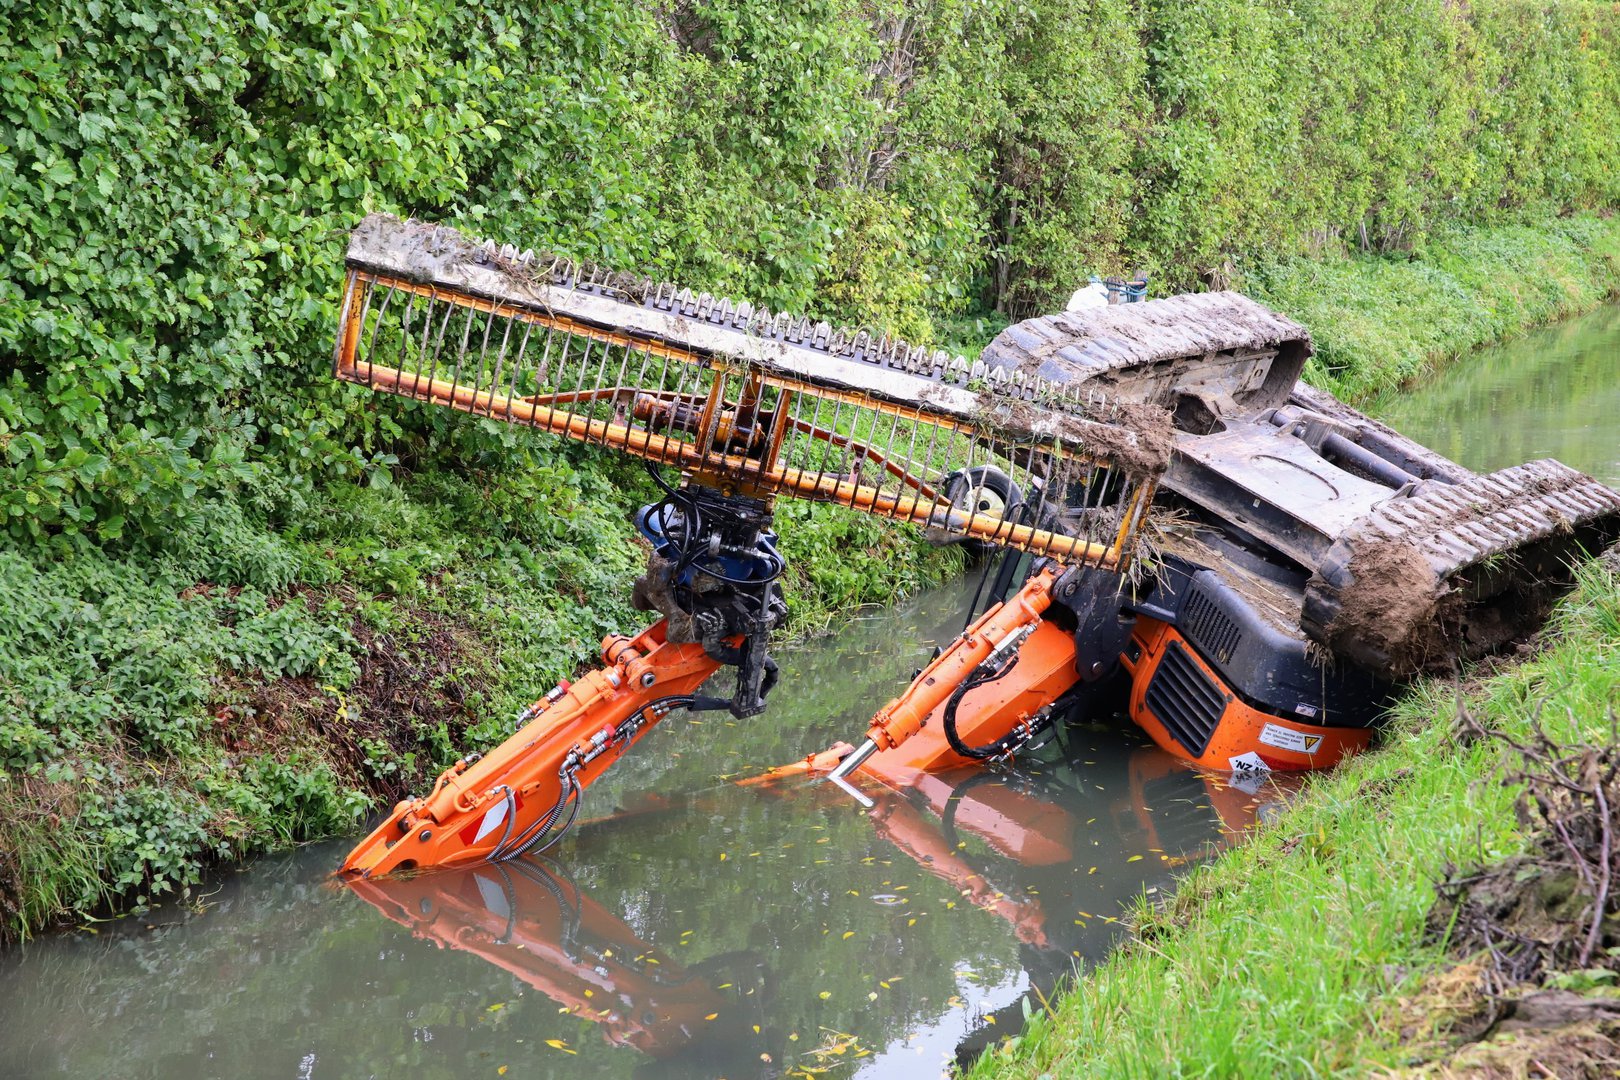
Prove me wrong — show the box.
[967,217,1620,1077]
[1240,212,1620,402]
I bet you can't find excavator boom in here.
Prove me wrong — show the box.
[332,215,1170,877]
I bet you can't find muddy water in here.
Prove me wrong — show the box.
[0,576,1284,1080]
[1369,303,1620,485]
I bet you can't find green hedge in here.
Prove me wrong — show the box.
[4,1,1619,545]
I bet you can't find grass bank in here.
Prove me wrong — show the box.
[967,553,1620,1078]
[1239,211,1620,404]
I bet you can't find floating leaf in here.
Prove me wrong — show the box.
[819,991,831,1000]
[1127,855,1144,862]
[842,931,855,940]
[706,1012,719,1021]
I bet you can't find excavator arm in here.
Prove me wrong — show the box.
[331,215,1169,877]
[341,622,721,877]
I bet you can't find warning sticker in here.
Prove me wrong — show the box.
[1258,722,1324,755]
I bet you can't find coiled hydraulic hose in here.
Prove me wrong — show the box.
[942,652,1031,760]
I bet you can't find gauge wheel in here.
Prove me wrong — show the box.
[943,465,1023,561]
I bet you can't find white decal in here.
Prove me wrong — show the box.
[472,799,510,843]
[1258,722,1323,754]
[1228,751,1269,774]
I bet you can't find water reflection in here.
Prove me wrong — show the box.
[351,861,762,1067]
[338,747,1297,1078]
[1370,302,1620,485]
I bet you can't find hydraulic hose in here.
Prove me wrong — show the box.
[943,652,1028,760]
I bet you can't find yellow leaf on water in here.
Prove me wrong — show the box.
[842,931,855,940]
[583,989,593,998]
[486,1003,504,1013]
[753,1025,761,1034]
[819,991,831,1000]
[544,1039,577,1054]
[498,1068,508,1076]
[706,1013,719,1021]
[719,852,728,861]
[985,1016,996,1025]
[1127,855,1144,862]
[867,992,878,1001]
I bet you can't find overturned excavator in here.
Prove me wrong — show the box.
[330,214,1620,878]
[814,295,1620,784]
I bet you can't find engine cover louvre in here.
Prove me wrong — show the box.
[1144,639,1227,757]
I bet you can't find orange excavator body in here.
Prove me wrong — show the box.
[327,214,1620,881]
[1123,617,1372,772]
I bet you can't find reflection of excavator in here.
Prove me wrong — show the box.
[343,744,1290,1064]
[332,215,1620,878]
[348,859,765,1061]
